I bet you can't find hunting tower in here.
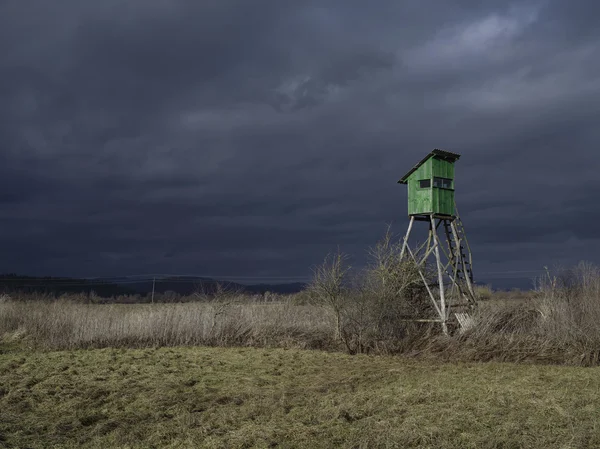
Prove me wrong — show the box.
[398,149,476,334]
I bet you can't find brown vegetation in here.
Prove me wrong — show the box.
[0,295,334,351]
[2,260,600,366]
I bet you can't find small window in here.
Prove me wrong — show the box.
[433,177,453,189]
[419,179,431,188]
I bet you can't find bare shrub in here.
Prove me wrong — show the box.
[335,289,435,355]
[307,249,352,341]
[322,227,438,354]
[362,226,434,319]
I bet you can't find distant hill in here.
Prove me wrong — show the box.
[110,276,307,295]
[0,274,137,297]
[0,274,307,298]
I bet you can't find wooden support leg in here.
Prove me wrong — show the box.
[431,216,448,335]
[451,220,476,301]
[400,216,415,261]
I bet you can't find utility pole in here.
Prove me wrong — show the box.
[151,276,156,304]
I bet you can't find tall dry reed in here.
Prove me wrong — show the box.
[0,297,334,350]
[423,262,600,365]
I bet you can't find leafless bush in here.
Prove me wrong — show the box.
[304,228,436,354]
[334,289,434,355]
[307,249,352,340]
[362,225,434,318]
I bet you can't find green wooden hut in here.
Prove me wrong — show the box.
[398,149,461,218]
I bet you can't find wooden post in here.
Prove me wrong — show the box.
[400,216,414,260]
[151,277,156,304]
[431,216,448,335]
[406,244,443,319]
[451,221,475,300]
[424,219,433,258]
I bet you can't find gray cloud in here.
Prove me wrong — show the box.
[1,0,599,287]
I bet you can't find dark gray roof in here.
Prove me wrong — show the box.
[398,149,461,184]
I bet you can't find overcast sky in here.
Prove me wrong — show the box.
[1,1,599,288]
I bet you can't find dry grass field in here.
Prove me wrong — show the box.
[2,261,600,447]
[2,345,600,448]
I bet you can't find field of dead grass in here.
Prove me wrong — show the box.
[1,344,600,448]
[2,261,600,447]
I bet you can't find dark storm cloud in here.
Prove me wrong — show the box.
[1,0,599,285]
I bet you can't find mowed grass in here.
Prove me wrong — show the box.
[1,345,600,449]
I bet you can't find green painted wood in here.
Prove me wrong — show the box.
[403,152,459,216]
[407,158,433,215]
[432,159,454,180]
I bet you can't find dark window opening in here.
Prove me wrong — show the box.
[419,179,431,188]
[433,177,453,189]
